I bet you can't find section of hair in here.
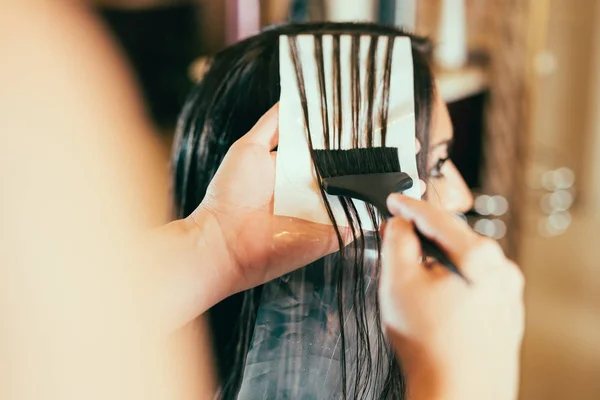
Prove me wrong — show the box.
[288,33,401,399]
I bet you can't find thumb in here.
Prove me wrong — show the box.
[238,103,279,151]
[379,216,422,333]
[381,216,423,284]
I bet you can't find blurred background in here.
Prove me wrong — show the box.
[92,0,600,398]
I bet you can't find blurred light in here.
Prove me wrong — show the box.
[548,192,563,210]
[534,51,558,76]
[486,197,498,215]
[474,195,491,215]
[491,219,507,239]
[474,218,495,237]
[541,167,575,192]
[538,218,553,237]
[540,193,554,214]
[549,211,572,232]
[553,167,575,189]
[538,211,572,237]
[551,189,574,211]
[540,190,574,214]
[474,218,507,239]
[475,195,509,217]
[541,170,557,191]
[490,195,509,216]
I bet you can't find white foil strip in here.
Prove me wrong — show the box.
[275,34,420,231]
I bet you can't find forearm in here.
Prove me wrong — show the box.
[144,210,235,332]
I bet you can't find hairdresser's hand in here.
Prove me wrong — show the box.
[379,195,525,400]
[189,104,342,302]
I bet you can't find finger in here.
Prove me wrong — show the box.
[386,194,480,267]
[239,103,279,150]
[379,216,424,331]
[381,216,423,283]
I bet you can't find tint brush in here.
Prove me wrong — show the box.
[314,147,468,282]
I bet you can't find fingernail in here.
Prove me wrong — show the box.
[420,179,427,196]
[415,139,421,154]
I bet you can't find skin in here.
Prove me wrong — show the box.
[425,93,474,214]
[177,102,524,400]
[1,2,213,400]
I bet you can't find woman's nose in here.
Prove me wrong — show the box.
[442,162,474,213]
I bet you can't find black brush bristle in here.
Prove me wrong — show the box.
[313,147,401,178]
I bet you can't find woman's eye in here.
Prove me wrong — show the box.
[428,157,450,178]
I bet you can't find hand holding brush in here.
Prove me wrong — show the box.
[378,194,525,400]
[314,146,469,282]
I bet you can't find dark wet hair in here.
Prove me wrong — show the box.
[173,22,436,400]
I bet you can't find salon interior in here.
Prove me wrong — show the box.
[91,0,600,398]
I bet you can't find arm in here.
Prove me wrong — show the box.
[146,104,343,330]
[145,212,234,331]
[0,2,210,399]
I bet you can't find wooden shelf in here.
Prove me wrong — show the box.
[190,59,489,104]
[435,65,489,103]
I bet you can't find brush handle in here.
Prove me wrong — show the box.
[415,231,470,283]
[322,172,413,214]
[321,173,468,282]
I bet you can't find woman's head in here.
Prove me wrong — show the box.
[173,21,471,399]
